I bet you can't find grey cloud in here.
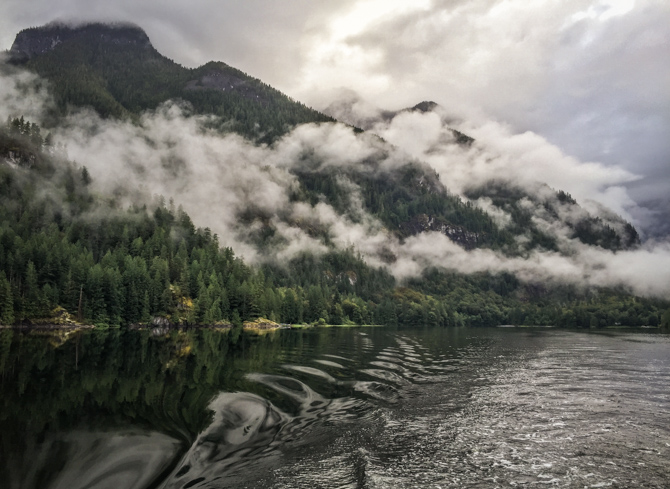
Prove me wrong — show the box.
[0,0,354,92]
[51,100,400,266]
[392,231,670,299]
[0,63,53,123]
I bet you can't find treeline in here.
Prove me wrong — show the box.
[4,116,53,147]
[406,270,668,328]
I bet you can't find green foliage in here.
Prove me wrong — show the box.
[406,269,667,328]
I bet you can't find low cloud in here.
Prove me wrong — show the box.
[55,102,399,266]
[2,66,669,299]
[0,63,53,123]
[392,231,670,299]
[359,105,647,230]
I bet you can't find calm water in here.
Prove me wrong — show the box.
[1,327,669,488]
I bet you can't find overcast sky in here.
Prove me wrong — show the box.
[1,0,668,235]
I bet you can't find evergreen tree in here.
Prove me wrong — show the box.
[23,261,41,319]
[0,272,14,325]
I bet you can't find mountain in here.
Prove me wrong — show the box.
[7,22,637,254]
[1,22,667,329]
[323,94,640,252]
[9,22,333,143]
[6,23,512,251]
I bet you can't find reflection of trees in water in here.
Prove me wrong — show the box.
[0,327,348,431]
[0,326,406,488]
[0,328,311,487]
[1,330,264,434]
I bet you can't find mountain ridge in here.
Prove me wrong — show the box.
[9,21,152,61]
[8,22,334,141]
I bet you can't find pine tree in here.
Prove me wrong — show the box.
[0,272,14,325]
[141,291,151,323]
[23,261,41,319]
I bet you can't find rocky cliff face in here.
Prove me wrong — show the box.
[400,213,480,249]
[9,22,152,61]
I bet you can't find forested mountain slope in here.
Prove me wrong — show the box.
[323,95,641,254]
[1,119,666,328]
[7,22,640,255]
[9,22,333,142]
[2,22,667,329]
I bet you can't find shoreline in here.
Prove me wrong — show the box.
[2,323,663,333]
[0,323,95,331]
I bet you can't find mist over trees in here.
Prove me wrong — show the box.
[0,119,666,329]
[1,22,668,330]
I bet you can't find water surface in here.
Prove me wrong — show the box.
[1,327,668,488]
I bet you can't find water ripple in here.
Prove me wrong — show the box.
[160,329,670,488]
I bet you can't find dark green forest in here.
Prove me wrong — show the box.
[1,119,667,329]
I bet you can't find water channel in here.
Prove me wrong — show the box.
[1,326,668,488]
